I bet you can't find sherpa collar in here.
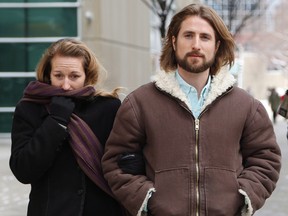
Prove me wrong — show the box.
[152,68,236,111]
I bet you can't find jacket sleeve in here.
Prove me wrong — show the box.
[238,100,281,212]
[10,102,69,184]
[102,96,154,216]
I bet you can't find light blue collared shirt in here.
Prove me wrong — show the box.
[175,71,211,118]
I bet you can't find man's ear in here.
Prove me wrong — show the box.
[172,36,176,50]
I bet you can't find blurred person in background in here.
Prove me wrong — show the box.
[268,87,281,123]
[102,4,281,216]
[278,89,288,139]
[9,38,125,216]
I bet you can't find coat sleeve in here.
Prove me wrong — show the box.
[238,100,281,212]
[10,102,69,184]
[102,96,155,216]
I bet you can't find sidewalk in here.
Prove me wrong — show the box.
[0,138,29,216]
[0,119,287,216]
[254,118,288,216]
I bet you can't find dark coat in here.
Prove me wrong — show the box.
[10,96,123,216]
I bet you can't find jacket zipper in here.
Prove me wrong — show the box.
[195,118,200,216]
[193,90,231,216]
[193,88,233,215]
[155,79,234,216]
[175,101,201,216]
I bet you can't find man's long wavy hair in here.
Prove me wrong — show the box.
[36,38,120,98]
[160,4,235,75]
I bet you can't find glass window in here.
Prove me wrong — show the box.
[0,77,36,107]
[0,9,24,37]
[0,0,22,2]
[0,113,13,133]
[0,8,77,37]
[0,43,51,72]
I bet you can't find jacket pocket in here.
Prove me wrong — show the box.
[148,167,189,216]
[204,167,243,216]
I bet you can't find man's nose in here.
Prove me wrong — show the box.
[192,36,200,50]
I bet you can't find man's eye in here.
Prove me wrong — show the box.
[201,35,210,40]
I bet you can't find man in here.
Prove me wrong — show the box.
[102,4,281,216]
[268,88,281,123]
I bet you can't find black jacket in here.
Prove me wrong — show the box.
[10,96,123,216]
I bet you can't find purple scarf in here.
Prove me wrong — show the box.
[22,81,114,197]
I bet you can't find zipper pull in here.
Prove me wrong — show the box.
[195,119,200,131]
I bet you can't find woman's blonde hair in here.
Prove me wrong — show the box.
[160,4,235,75]
[36,38,120,98]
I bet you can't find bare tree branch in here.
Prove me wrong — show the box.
[204,0,268,38]
[140,0,175,39]
[140,0,158,15]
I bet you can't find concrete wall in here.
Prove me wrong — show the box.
[81,0,152,96]
[241,52,288,100]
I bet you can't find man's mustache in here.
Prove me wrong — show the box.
[185,51,204,57]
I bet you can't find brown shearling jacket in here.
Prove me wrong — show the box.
[102,69,281,216]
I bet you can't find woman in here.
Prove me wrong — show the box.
[10,38,124,216]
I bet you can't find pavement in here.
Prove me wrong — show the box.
[254,117,288,216]
[0,139,29,216]
[0,118,287,216]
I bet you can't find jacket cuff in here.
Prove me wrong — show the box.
[239,189,253,216]
[137,188,156,216]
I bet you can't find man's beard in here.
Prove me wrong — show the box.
[176,51,215,74]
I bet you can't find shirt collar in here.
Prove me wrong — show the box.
[175,70,211,98]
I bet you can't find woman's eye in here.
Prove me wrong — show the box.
[54,74,62,78]
[70,75,80,80]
